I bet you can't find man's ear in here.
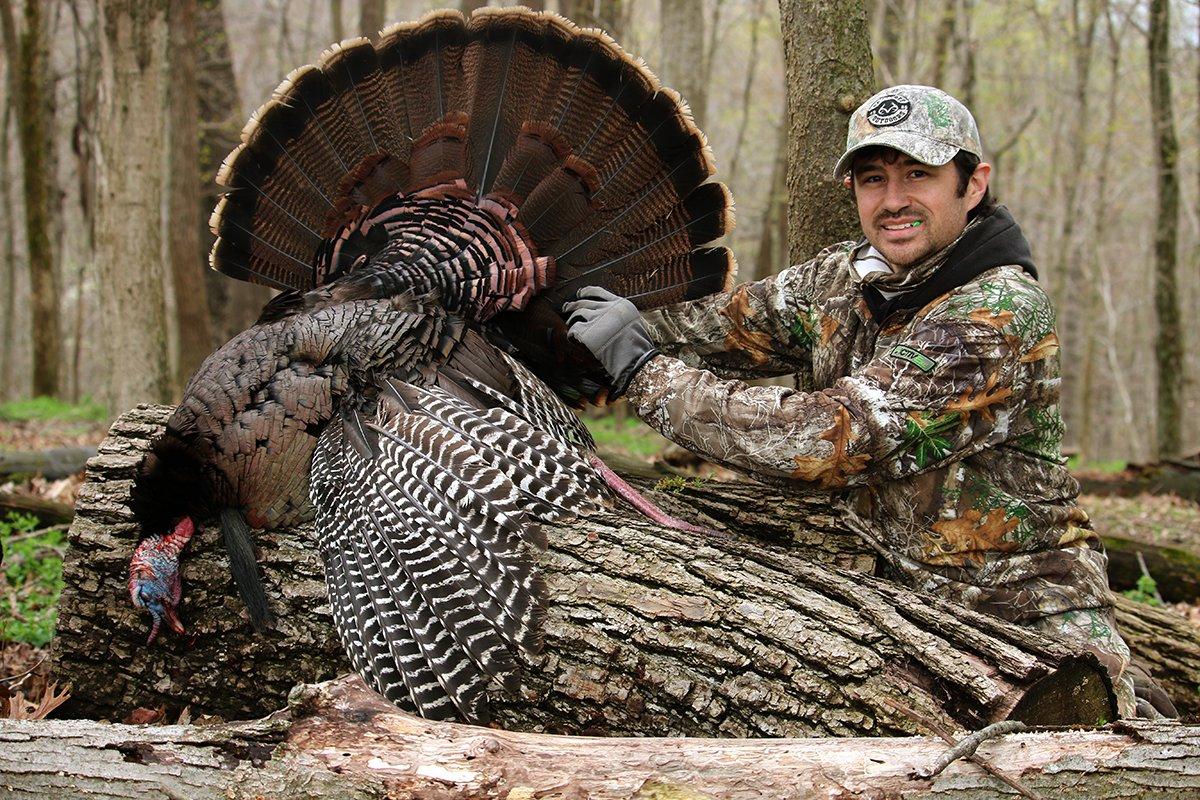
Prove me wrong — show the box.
[966,162,992,210]
[843,174,853,189]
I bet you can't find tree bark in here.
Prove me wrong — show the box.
[53,406,1122,737]
[1147,0,1183,458]
[0,0,60,398]
[1115,595,1200,719]
[779,0,874,263]
[95,0,173,413]
[4,676,1200,800]
[167,0,213,396]
[658,0,706,125]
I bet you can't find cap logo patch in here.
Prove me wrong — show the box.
[866,96,911,127]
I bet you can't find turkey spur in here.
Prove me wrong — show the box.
[127,7,735,722]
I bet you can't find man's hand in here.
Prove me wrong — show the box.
[564,286,659,396]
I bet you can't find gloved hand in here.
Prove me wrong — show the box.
[564,286,659,396]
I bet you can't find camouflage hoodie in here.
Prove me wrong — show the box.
[629,207,1134,711]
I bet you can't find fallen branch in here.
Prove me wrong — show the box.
[0,491,74,526]
[0,446,95,480]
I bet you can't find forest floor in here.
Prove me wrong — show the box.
[2,407,1199,720]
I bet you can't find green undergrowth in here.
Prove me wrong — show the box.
[1121,573,1163,607]
[0,511,65,646]
[584,413,670,460]
[0,396,107,424]
[1066,456,1128,474]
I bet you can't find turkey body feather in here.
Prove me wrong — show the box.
[130,7,734,722]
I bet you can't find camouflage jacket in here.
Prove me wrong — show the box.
[629,210,1114,628]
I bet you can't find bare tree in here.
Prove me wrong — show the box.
[560,0,624,37]
[198,0,271,347]
[330,0,343,41]
[659,0,707,126]
[0,88,13,397]
[358,0,383,39]
[0,0,60,397]
[928,0,956,87]
[1147,0,1182,457]
[95,0,172,411]
[779,0,874,262]
[167,0,213,393]
[1050,0,1101,448]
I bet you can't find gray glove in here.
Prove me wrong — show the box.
[564,286,659,396]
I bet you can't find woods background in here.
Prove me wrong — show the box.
[0,0,1195,462]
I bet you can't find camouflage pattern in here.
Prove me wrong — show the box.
[834,85,983,178]
[628,228,1138,716]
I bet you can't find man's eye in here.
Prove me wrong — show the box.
[910,170,928,179]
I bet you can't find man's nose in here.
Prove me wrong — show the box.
[882,179,909,212]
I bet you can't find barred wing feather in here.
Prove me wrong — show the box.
[310,374,607,721]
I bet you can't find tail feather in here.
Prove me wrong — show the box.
[211,7,734,317]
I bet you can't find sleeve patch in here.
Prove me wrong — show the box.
[890,345,938,372]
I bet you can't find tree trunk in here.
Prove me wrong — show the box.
[928,0,956,87]
[167,0,213,395]
[0,0,60,398]
[197,0,272,349]
[0,86,15,398]
[561,0,623,38]
[4,676,1200,800]
[1147,0,1183,459]
[658,0,706,126]
[95,0,173,413]
[330,0,343,41]
[1050,0,1100,451]
[54,406,1122,737]
[779,0,874,263]
[358,0,383,39]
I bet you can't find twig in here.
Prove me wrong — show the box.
[4,524,68,545]
[915,720,1028,778]
[1136,551,1165,604]
[0,656,45,687]
[878,697,1044,800]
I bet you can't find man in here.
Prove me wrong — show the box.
[565,85,1172,719]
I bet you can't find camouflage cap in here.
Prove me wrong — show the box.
[834,85,982,179]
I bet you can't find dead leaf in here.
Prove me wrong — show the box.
[927,508,1020,567]
[719,286,774,365]
[125,705,167,725]
[790,406,872,488]
[943,372,1012,424]
[4,681,70,720]
[1020,332,1060,363]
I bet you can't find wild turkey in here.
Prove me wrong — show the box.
[127,7,734,722]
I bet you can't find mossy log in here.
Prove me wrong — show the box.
[52,406,1117,735]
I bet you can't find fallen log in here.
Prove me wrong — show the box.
[0,446,96,480]
[1077,454,1200,504]
[3,675,1200,800]
[1114,594,1200,718]
[0,491,74,526]
[53,406,1115,734]
[1103,534,1200,603]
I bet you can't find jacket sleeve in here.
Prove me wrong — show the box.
[626,293,1030,490]
[640,245,851,381]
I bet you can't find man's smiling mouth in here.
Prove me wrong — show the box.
[882,220,923,231]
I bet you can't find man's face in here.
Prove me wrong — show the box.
[848,151,991,269]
